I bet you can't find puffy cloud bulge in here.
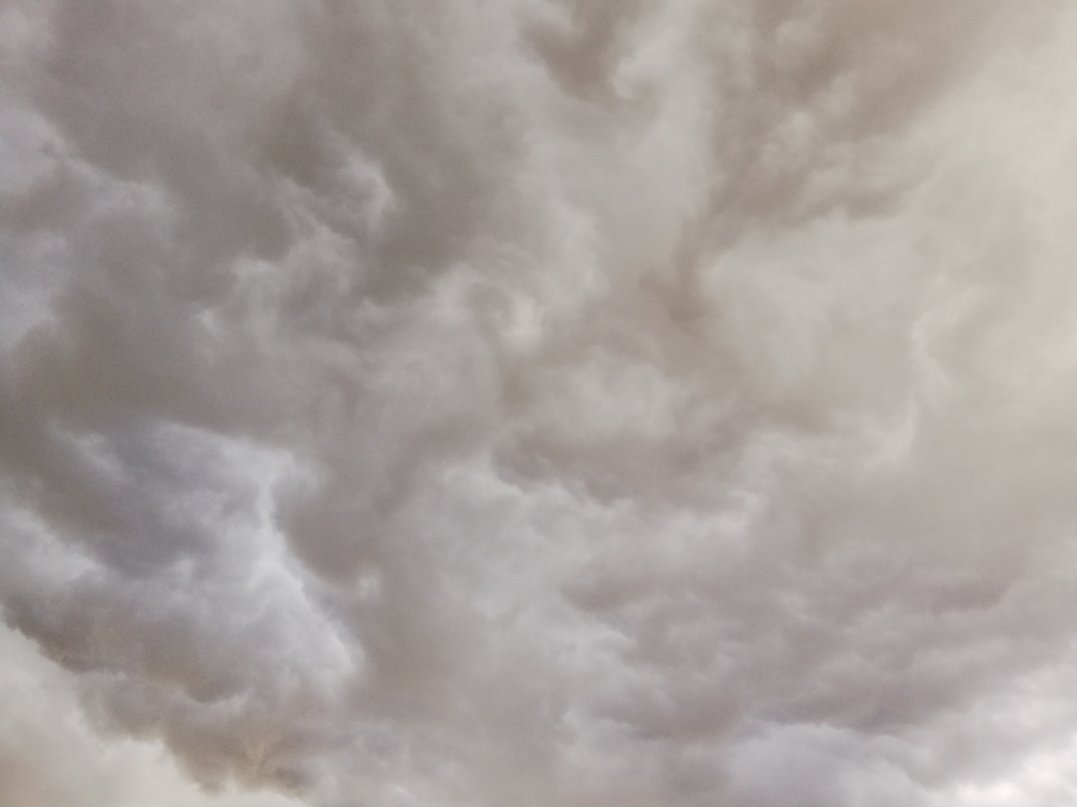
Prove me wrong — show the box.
[3,1,1077,805]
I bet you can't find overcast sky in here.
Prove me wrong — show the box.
[4,2,1077,806]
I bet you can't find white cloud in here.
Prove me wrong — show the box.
[4,1,1077,805]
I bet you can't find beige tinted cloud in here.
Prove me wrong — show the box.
[3,1,1077,805]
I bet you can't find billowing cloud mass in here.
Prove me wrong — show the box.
[4,1,1077,805]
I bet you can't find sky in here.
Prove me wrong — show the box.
[3,1,1077,805]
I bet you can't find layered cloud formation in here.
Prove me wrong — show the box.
[4,2,1077,805]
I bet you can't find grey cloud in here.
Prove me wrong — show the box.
[4,1,1077,805]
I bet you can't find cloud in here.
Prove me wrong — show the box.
[4,1,1077,805]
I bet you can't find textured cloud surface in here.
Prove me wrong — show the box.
[4,2,1077,805]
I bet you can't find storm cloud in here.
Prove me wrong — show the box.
[4,2,1077,805]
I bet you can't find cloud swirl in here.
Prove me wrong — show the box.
[4,2,1077,805]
